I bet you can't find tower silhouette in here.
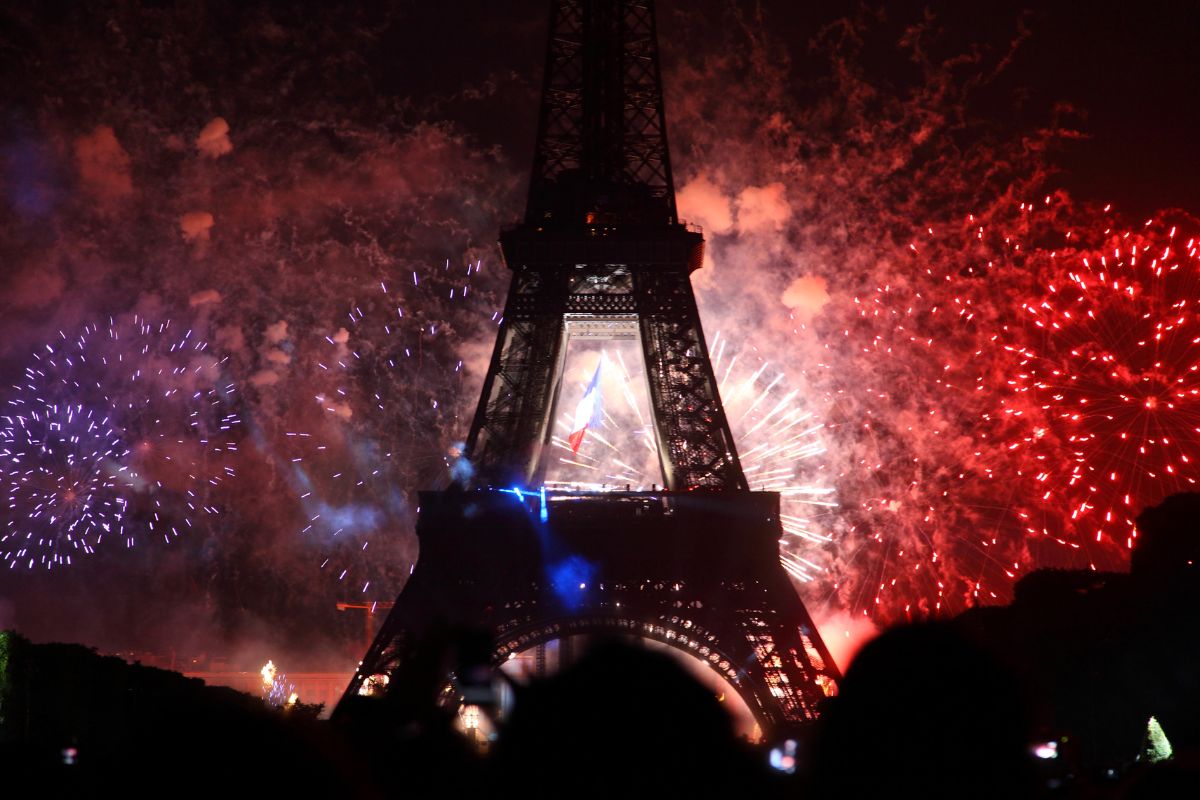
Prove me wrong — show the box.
[335,0,839,734]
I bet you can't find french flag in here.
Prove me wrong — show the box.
[568,361,603,454]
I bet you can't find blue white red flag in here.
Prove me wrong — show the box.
[568,361,603,454]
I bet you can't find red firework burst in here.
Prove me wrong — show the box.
[1004,219,1200,557]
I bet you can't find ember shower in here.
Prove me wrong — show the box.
[1,1,1195,657]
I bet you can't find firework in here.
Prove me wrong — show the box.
[1002,216,1200,557]
[260,659,298,707]
[1,316,240,569]
[545,343,661,490]
[808,204,1200,619]
[710,332,837,583]
[276,209,1199,627]
[540,332,837,582]
[805,216,1050,617]
[291,259,497,591]
[713,277,1017,616]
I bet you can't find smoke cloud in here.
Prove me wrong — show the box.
[73,125,134,207]
[1,1,1192,670]
[196,117,234,159]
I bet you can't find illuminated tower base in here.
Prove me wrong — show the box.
[338,488,837,734]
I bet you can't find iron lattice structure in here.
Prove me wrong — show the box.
[335,0,839,735]
[470,0,743,490]
[526,0,677,227]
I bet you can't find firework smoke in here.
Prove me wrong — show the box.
[665,6,1200,621]
[1,2,1196,662]
[289,261,499,590]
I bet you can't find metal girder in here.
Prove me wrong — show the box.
[527,0,676,227]
[636,268,747,490]
[466,268,568,487]
[467,256,746,490]
[465,0,744,490]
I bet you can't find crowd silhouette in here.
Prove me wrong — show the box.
[4,492,1199,797]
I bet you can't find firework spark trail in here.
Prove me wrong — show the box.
[543,332,838,583]
[797,198,1200,619]
[1,316,241,570]
[996,213,1200,557]
[292,259,497,590]
[805,207,1089,617]
[260,659,299,707]
[712,336,837,583]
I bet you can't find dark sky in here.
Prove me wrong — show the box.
[223,0,1200,216]
[676,0,1200,216]
[919,0,1200,215]
[392,0,1200,217]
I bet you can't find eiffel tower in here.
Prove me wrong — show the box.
[334,0,839,734]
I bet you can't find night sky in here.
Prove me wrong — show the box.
[2,1,1197,670]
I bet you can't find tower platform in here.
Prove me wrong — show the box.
[340,488,838,733]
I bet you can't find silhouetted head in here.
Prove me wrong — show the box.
[1123,757,1200,800]
[1131,493,1200,577]
[807,622,1033,799]
[490,640,762,796]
